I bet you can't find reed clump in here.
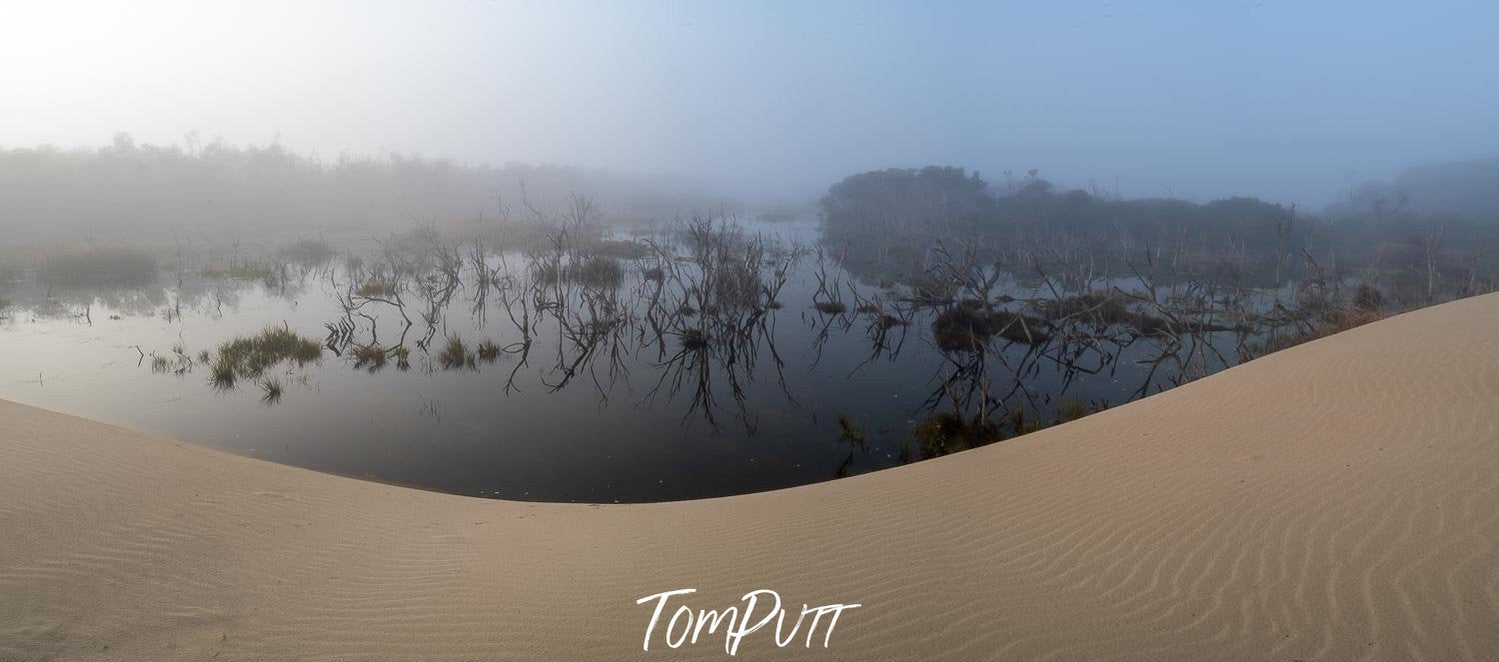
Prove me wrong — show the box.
[534,255,624,288]
[438,335,475,370]
[208,325,322,388]
[476,339,502,363]
[351,344,388,371]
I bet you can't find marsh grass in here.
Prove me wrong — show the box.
[1054,400,1098,425]
[42,248,157,286]
[475,339,502,363]
[535,255,624,288]
[1035,291,1131,325]
[438,335,475,370]
[932,302,1050,351]
[209,325,322,389]
[351,344,388,371]
[258,377,284,406]
[203,259,277,281]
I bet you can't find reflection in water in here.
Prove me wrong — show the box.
[0,218,1290,502]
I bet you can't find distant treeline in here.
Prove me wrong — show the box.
[821,166,1498,306]
[0,134,723,244]
[1330,157,1499,221]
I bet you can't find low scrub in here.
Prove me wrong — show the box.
[933,302,1050,351]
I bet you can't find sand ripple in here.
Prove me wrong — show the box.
[3,294,1498,660]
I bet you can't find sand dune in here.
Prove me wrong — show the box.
[3,293,1498,660]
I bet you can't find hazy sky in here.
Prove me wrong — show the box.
[4,0,1497,206]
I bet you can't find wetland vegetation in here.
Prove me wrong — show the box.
[1,160,1495,502]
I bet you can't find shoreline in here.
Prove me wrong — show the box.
[4,293,1498,659]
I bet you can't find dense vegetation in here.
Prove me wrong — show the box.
[821,166,1498,307]
[0,134,722,244]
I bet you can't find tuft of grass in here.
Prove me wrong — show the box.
[392,346,411,371]
[209,324,322,389]
[1007,405,1044,436]
[209,358,237,391]
[534,256,624,289]
[475,339,502,363]
[569,255,623,288]
[42,248,157,286]
[814,301,848,315]
[1054,400,1096,425]
[351,344,388,371]
[438,335,473,370]
[258,377,284,406]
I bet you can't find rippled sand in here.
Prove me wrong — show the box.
[3,293,1497,660]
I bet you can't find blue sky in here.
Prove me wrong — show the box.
[3,0,1497,205]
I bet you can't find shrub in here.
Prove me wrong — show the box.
[932,302,1049,351]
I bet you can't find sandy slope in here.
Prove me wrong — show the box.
[2,294,1498,661]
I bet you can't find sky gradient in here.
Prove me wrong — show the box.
[3,0,1497,206]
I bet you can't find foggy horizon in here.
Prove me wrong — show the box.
[7,0,1499,208]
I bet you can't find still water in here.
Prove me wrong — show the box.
[0,222,1235,501]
